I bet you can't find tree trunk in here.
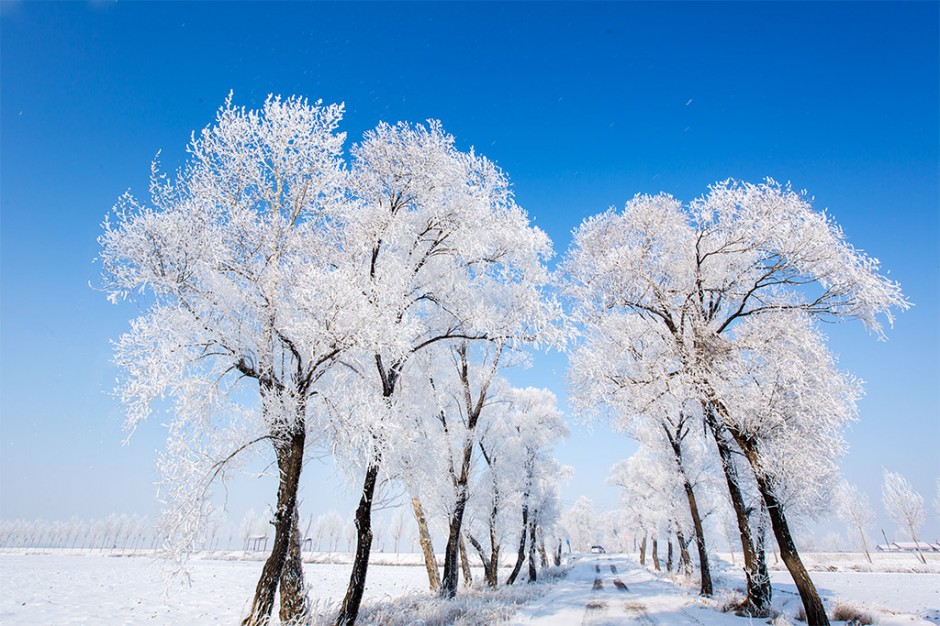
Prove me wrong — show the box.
[666,427,713,596]
[467,491,502,588]
[505,505,528,585]
[410,495,440,592]
[735,435,829,626]
[243,430,306,626]
[639,535,647,565]
[527,519,538,582]
[651,537,660,571]
[538,534,549,568]
[763,479,828,624]
[279,504,309,624]
[441,341,498,598]
[705,413,771,615]
[468,533,498,588]
[856,524,872,563]
[459,535,473,587]
[488,487,501,583]
[336,463,379,626]
[682,480,713,595]
[675,527,692,576]
[908,523,927,564]
[440,483,469,598]
[554,539,562,567]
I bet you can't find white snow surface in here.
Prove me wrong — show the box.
[1,551,937,625]
[514,554,939,625]
[1,552,429,625]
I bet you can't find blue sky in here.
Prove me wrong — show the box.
[1,2,937,540]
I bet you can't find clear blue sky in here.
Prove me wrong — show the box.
[2,2,937,540]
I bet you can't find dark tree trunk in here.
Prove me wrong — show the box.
[440,488,469,597]
[527,519,538,582]
[336,463,380,626]
[639,535,647,565]
[488,513,502,586]
[675,527,692,576]
[279,503,309,624]
[651,537,660,571]
[410,495,440,592]
[441,432,474,598]
[666,537,674,572]
[467,482,503,589]
[665,424,714,597]
[705,411,771,615]
[474,447,502,587]
[505,505,528,585]
[459,535,473,587]
[468,533,499,588]
[683,478,713,595]
[440,342,495,599]
[243,429,306,626]
[554,538,562,567]
[735,434,830,626]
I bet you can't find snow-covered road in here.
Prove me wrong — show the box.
[510,555,742,626]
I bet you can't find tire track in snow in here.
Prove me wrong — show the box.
[582,558,609,626]
[624,601,657,626]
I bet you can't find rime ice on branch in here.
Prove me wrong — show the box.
[561,180,907,625]
[101,97,567,626]
[100,95,359,626]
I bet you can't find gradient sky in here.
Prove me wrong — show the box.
[2,2,937,541]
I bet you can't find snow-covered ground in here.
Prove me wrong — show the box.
[513,553,939,626]
[1,550,937,625]
[0,552,432,625]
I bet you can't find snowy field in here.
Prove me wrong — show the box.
[717,552,940,625]
[1,550,937,625]
[0,552,435,625]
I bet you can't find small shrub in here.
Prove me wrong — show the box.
[717,591,746,613]
[832,603,874,625]
[538,565,569,582]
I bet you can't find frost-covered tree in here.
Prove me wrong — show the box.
[562,497,599,553]
[570,324,715,595]
[609,449,694,572]
[500,387,567,585]
[99,96,360,626]
[314,511,345,554]
[431,341,507,597]
[329,120,557,623]
[561,180,906,625]
[464,389,527,587]
[834,481,875,562]
[882,470,927,564]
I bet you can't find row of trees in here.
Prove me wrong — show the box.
[100,96,569,626]
[101,95,910,626]
[0,514,155,552]
[561,182,908,626]
[840,471,937,565]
